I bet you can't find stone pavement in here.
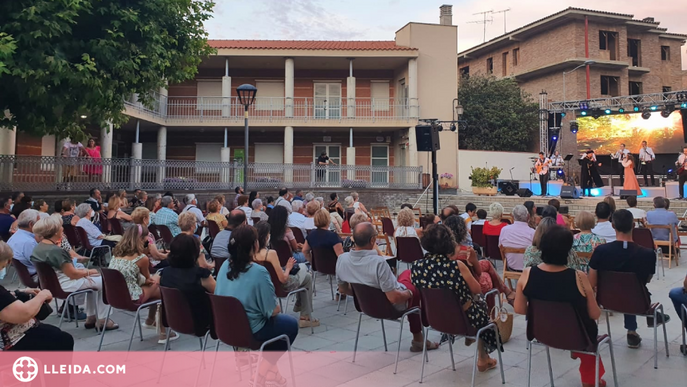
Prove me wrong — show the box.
[6,254,687,387]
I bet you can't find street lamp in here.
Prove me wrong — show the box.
[236,84,257,190]
[562,60,595,104]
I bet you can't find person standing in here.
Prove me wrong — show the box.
[83,138,103,179]
[676,146,687,200]
[612,144,630,186]
[638,141,655,187]
[534,152,550,196]
[316,152,336,183]
[622,154,642,196]
[550,150,565,181]
[580,150,604,197]
[61,139,85,183]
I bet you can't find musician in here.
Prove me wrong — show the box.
[550,150,565,181]
[534,152,551,196]
[638,141,656,186]
[612,144,630,185]
[676,146,687,199]
[580,150,604,197]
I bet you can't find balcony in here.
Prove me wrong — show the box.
[124,93,420,127]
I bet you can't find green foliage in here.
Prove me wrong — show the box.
[0,0,216,140]
[458,75,539,152]
[469,166,502,187]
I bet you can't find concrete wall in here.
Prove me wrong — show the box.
[457,149,538,191]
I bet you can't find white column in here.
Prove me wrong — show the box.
[285,58,295,117]
[222,60,232,118]
[100,123,113,185]
[346,128,355,179]
[0,127,16,187]
[54,137,68,184]
[408,58,418,118]
[407,126,418,167]
[159,84,168,117]
[284,126,293,184]
[220,146,231,186]
[347,59,356,118]
[157,126,167,185]
[131,142,142,188]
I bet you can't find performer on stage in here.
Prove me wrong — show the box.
[550,150,565,181]
[611,144,630,185]
[534,152,551,196]
[676,146,687,199]
[638,141,656,187]
[580,150,604,197]
[622,154,642,196]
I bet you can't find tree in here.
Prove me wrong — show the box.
[0,0,216,140]
[458,75,539,152]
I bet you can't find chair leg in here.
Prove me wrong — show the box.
[97,305,113,352]
[607,341,619,387]
[58,297,69,328]
[526,341,533,387]
[70,295,79,328]
[420,326,429,384]
[494,325,505,385]
[127,309,139,352]
[344,296,349,315]
[470,333,480,387]
[595,351,600,387]
[352,313,362,363]
[157,327,172,383]
[682,306,687,357]
[660,306,669,359]
[653,309,659,369]
[448,337,455,371]
[381,319,388,352]
[336,292,342,311]
[312,271,317,296]
[329,275,334,300]
[393,315,405,374]
[605,311,612,340]
[279,298,283,313]
[546,346,554,387]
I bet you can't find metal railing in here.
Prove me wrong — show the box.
[0,156,423,192]
[124,93,420,123]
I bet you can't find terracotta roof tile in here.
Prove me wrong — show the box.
[208,40,417,51]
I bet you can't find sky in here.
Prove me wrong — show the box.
[205,0,687,70]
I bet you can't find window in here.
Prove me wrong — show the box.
[513,48,520,66]
[486,58,493,74]
[628,39,641,67]
[195,143,222,173]
[661,46,670,61]
[663,86,672,93]
[370,80,390,111]
[502,52,509,76]
[600,76,619,96]
[371,145,389,185]
[254,143,284,174]
[255,81,285,110]
[459,66,470,78]
[599,31,618,60]
[629,81,642,95]
[196,80,222,111]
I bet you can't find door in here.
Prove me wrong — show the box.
[314,83,341,119]
[313,145,341,186]
[398,79,408,118]
[371,145,389,186]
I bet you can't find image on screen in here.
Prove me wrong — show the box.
[577,111,684,155]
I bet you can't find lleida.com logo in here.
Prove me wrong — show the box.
[13,356,38,383]
[11,356,126,382]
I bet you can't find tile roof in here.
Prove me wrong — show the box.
[207,40,417,51]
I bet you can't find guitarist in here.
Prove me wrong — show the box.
[676,146,687,199]
[534,152,551,196]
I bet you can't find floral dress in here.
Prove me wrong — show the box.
[411,253,500,354]
[108,255,146,300]
[523,245,584,271]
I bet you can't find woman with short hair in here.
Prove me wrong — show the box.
[206,199,228,231]
[131,207,168,268]
[523,217,583,271]
[33,199,50,220]
[572,211,606,254]
[483,202,507,236]
[61,199,80,227]
[75,204,117,251]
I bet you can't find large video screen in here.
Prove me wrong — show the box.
[577,111,684,155]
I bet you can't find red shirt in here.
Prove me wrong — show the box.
[483,221,508,236]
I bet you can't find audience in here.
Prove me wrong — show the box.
[132,190,148,209]
[603,196,616,214]
[523,217,583,271]
[351,192,368,215]
[523,201,539,229]
[215,225,298,386]
[268,206,305,263]
[547,199,567,226]
[342,213,373,253]
[211,210,246,260]
[303,208,344,259]
[61,199,80,227]
[293,190,304,202]
[473,209,488,226]
[440,205,460,222]
[395,208,422,239]
[236,195,254,225]
[206,200,228,231]
[274,188,292,214]
[252,199,269,222]
[11,197,32,219]
[483,202,508,236]
[153,196,181,237]
[572,211,606,254]
[181,194,205,228]
[540,205,558,222]
[302,201,320,232]
[514,225,606,387]
[118,189,130,208]
[178,212,200,238]
[131,207,168,268]
[75,204,117,251]
[646,196,678,244]
[233,186,244,208]
[588,209,667,349]
[287,200,307,238]
[626,196,646,222]
[460,203,477,228]
[248,191,260,209]
[265,196,275,209]
[7,210,41,278]
[338,222,438,352]
[0,197,16,239]
[591,202,616,243]
[145,196,160,219]
[214,194,230,216]
[499,205,535,271]
[421,214,439,229]
[412,224,499,369]
[33,199,50,220]
[107,196,132,224]
[668,272,687,354]
[327,193,345,218]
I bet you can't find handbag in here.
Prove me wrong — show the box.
[490,298,513,344]
[14,291,53,321]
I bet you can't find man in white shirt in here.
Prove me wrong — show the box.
[613,144,630,186]
[499,205,535,271]
[591,202,616,242]
[181,194,205,227]
[236,195,253,225]
[638,141,656,187]
[677,146,687,199]
[287,200,307,238]
[626,196,647,222]
[534,152,550,196]
[460,203,476,229]
[274,188,292,214]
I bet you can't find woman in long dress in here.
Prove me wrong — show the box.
[622,154,642,195]
[83,138,103,178]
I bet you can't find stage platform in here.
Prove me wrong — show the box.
[515,180,687,199]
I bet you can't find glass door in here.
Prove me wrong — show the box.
[371,145,389,186]
[314,83,341,119]
[314,145,341,186]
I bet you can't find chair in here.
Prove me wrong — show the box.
[207,294,295,387]
[148,224,161,241]
[75,226,112,266]
[681,304,687,356]
[251,217,262,225]
[596,271,669,369]
[156,224,175,247]
[419,288,504,386]
[207,221,220,239]
[500,218,512,225]
[571,229,581,235]
[377,234,395,257]
[525,298,618,387]
[395,236,424,269]
[576,251,593,268]
[634,227,663,279]
[484,235,503,266]
[62,224,81,251]
[289,227,306,244]
[381,217,395,237]
[12,259,39,289]
[471,224,485,253]
[646,224,679,269]
[350,283,421,374]
[99,216,111,235]
[256,261,312,333]
[109,218,124,236]
[311,246,339,300]
[34,261,95,328]
[498,246,525,291]
[97,268,161,351]
[271,239,293,267]
[213,257,227,277]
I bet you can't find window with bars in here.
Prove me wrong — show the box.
[661,46,671,61]
[601,76,619,96]
[486,58,493,74]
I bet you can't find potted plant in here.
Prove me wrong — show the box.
[439,173,455,188]
[469,166,502,196]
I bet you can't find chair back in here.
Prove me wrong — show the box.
[596,271,651,315]
[156,225,174,245]
[311,247,338,276]
[264,207,272,216]
[395,237,424,264]
[501,218,512,225]
[74,226,95,251]
[271,239,292,267]
[251,217,262,225]
[484,235,503,261]
[289,227,306,244]
[207,221,220,239]
[646,224,674,245]
[100,268,141,312]
[381,217,395,237]
[109,218,124,236]
[377,234,394,256]
[148,224,161,240]
[471,224,485,247]
[208,294,259,350]
[100,216,111,234]
[350,283,404,320]
[12,259,39,288]
[419,287,475,336]
[526,298,595,352]
[160,286,205,336]
[34,261,70,299]
[571,229,581,235]
[256,261,288,298]
[632,228,655,250]
[62,224,81,249]
[213,257,227,276]
[498,246,525,269]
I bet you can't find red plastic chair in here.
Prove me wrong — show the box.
[34,261,95,328]
[156,224,175,247]
[350,283,421,373]
[289,227,306,244]
[484,234,503,263]
[381,217,395,237]
[62,224,81,251]
[97,268,161,351]
[108,218,124,236]
[632,228,655,250]
[12,259,39,289]
[75,226,112,266]
[207,221,220,239]
[471,224,485,249]
[311,246,338,300]
[271,239,293,267]
[596,271,669,369]
[526,298,618,387]
[395,236,424,264]
[256,261,311,333]
[419,287,504,386]
[100,216,111,235]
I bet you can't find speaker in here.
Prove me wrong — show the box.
[517,188,533,198]
[619,190,638,199]
[681,109,687,143]
[560,186,580,199]
[415,125,441,151]
[498,181,519,196]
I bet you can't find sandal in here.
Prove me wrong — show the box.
[410,340,439,352]
[477,358,497,372]
[265,369,287,387]
[298,318,320,328]
[505,292,516,307]
[95,320,119,332]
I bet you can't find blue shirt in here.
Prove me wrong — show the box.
[7,229,38,275]
[153,207,181,237]
[215,261,276,333]
[646,209,678,241]
[0,214,14,236]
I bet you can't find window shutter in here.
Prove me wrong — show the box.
[371,81,390,111]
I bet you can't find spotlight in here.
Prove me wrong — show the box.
[604,109,612,115]
[579,101,589,110]
[450,123,457,132]
[552,136,557,140]
[642,109,652,119]
[633,106,640,112]
[591,109,602,119]
[650,105,658,111]
[570,121,579,134]
[557,169,564,175]
[561,112,566,118]
[661,110,671,118]
[79,115,87,119]
[682,102,687,109]
[618,108,625,113]
[580,111,588,116]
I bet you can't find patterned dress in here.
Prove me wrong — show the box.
[108,255,147,300]
[411,253,500,354]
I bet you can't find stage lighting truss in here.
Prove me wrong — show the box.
[548,89,687,117]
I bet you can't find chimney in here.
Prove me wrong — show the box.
[642,17,655,23]
[440,4,453,26]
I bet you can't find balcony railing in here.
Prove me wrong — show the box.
[125,93,420,123]
[0,156,423,192]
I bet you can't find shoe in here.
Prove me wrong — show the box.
[439,334,455,345]
[410,340,439,352]
[582,379,607,387]
[157,331,179,344]
[144,321,156,330]
[95,320,120,332]
[298,318,320,328]
[680,344,686,355]
[627,332,642,348]
[647,313,671,327]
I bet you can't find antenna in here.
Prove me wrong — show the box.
[493,8,511,34]
[468,10,494,43]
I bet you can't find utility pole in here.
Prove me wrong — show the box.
[493,8,511,34]
[468,10,493,43]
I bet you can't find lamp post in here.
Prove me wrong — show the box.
[563,60,595,104]
[236,84,257,190]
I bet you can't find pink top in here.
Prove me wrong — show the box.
[556,213,566,226]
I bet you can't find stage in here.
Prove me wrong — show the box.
[514,180,686,198]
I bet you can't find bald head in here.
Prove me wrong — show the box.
[227,209,246,229]
[352,222,377,250]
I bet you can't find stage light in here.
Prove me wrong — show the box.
[661,105,674,118]
[570,121,579,134]
[449,123,457,132]
[604,109,612,114]
[668,169,674,173]
[590,188,601,197]
[557,169,564,175]
[618,108,625,113]
[552,136,557,140]
[591,109,602,119]
[641,109,651,119]
[650,105,658,111]
[561,112,566,118]
[633,106,640,112]
[682,102,687,109]
[580,111,588,116]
